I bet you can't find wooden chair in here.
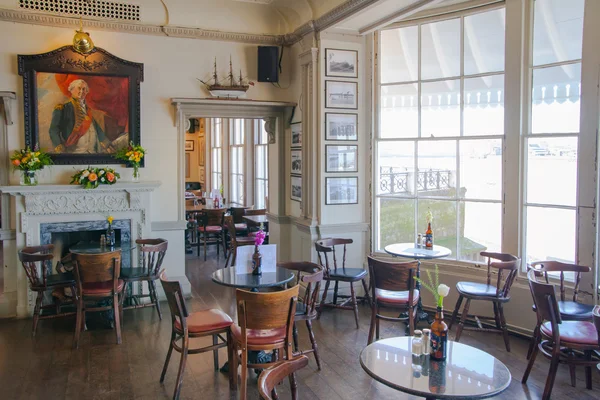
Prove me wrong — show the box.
[196,208,225,261]
[120,238,168,319]
[526,260,594,360]
[448,251,519,352]
[159,272,233,400]
[228,206,248,235]
[245,208,267,216]
[258,355,309,400]
[230,285,299,400]
[277,262,323,370]
[72,250,124,348]
[522,270,600,400]
[367,256,419,344]
[315,238,371,329]
[18,244,77,336]
[245,208,269,242]
[223,215,255,267]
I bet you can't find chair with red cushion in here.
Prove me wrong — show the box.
[367,256,419,344]
[223,214,255,267]
[196,208,225,261]
[72,250,124,348]
[159,272,233,400]
[522,269,600,399]
[228,206,248,235]
[230,285,299,400]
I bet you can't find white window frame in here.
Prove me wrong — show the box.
[210,118,223,194]
[254,119,269,209]
[229,118,245,206]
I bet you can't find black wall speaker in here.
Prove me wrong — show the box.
[258,46,279,83]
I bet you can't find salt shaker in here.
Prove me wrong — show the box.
[100,234,106,247]
[416,234,422,248]
[422,328,431,355]
[411,330,423,356]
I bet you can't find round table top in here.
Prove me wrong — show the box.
[384,243,452,260]
[211,267,295,290]
[69,241,136,255]
[360,337,511,400]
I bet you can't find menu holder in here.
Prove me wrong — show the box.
[235,244,277,274]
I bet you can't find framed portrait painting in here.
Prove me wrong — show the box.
[18,46,144,165]
[325,49,358,78]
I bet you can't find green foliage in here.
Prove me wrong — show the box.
[10,147,53,172]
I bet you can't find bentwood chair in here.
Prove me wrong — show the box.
[367,256,419,344]
[522,270,600,400]
[223,215,255,267]
[72,250,124,348]
[526,260,594,360]
[448,251,520,352]
[230,285,299,400]
[196,208,226,261]
[277,262,324,370]
[228,206,248,235]
[120,238,168,319]
[159,272,233,400]
[18,245,77,336]
[258,355,309,400]
[315,238,371,329]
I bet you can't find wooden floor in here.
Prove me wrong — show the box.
[1,248,599,400]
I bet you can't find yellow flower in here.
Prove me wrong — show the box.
[34,152,40,156]
[126,151,132,156]
[107,216,114,224]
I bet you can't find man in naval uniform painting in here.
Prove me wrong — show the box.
[49,79,114,154]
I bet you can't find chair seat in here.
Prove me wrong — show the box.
[175,309,233,333]
[231,323,286,345]
[82,279,125,295]
[456,281,499,298]
[558,301,594,320]
[328,268,367,281]
[43,272,76,287]
[541,320,599,346]
[236,237,256,245]
[235,223,248,231]
[198,225,222,233]
[120,268,155,280]
[376,289,420,306]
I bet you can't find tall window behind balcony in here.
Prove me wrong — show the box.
[376,7,505,261]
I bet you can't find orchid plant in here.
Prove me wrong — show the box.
[254,230,266,247]
[415,264,450,308]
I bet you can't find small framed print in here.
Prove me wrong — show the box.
[185,140,194,151]
[291,122,302,148]
[325,80,358,110]
[326,177,358,205]
[326,48,358,78]
[326,145,358,173]
[326,113,358,141]
[291,149,302,175]
[291,175,302,202]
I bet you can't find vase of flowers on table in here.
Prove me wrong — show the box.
[114,142,145,182]
[70,167,120,189]
[10,147,52,186]
[252,229,267,276]
[106,216,116,247]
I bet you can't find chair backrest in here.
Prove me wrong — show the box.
[72,250,121,293]
[201,208,225,227]
[480,251,520,298]
[277,262,323,317]
[223,215,239,246]
[315,238,353,274]
[160,271,190,329]
[236,285,299,332]
[18,244,54,288]
[258,355,309,400]
[136,238,168,276]
[368,256,418,295]
[245,208,266,216]
[529,260,590,302]
[228,207,246,223]
[527,269,561,341]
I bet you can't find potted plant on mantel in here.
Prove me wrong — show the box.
[10,147,53,186]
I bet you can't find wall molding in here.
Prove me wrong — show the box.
[151,220,188,231]
[317,222,370,235]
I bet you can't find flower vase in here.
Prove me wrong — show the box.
[252,245,262,276]
[20,170,38,186]
[106,223,116,247]
[430,306,448,361]
[132,165,140,182]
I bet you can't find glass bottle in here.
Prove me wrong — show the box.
[430,307,448,361]
[106,223,116,247]
[425,222,434,249]
[252,245,262,275]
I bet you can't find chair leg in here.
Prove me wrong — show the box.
[227,331,235,390]
[160,332,176,382]
[361,278,372,307]
[203,231,208,261]
[332,281,339,305]
[212,334,219,371]
[350,282,359,329]
[174,334,189,400]
[317,280,330,320]
[73,293,83,349]
[113,293,122,345]
[521,335,538,384]
[455,298,470,342]
[289,372,298,400]
[224,248,232,267]
[231,245,237,266]
[497,302,510,352]
[151,280,162,320]
[240,346,248,400]
[292,322,299,352]
[32,291,43,336]
[542,352,560,400]
[448,295,463,331]
[376,306,381,341]
[585,350,593,390]
[368,301,377,345]
[527,323,541,360]
[408,306,415,336]
[306,320,321,370]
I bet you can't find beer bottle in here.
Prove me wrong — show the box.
[430,306,448,361]
[425,222,433,249]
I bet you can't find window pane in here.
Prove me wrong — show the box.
[380,26,418,84]
[381,83,418,138]
[377,141,415,196]
[459,139,502,200]
[464,9,505,75]
[418,199,457,258]
[418,140,456,198]
[526,206,576,265]
[533,0,584,66]
[460,202,501,262]
[527,137,577,206]
[531,64,581,134]
[421,19,460,80]
[463,75,504,136]
[421,80,460,137]
[378,198,415,250]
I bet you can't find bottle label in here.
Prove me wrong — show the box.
[430,331,447,360]
[425,233,433,248]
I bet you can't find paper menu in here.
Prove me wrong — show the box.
[235,244,277,274]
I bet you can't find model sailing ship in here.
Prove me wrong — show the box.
[199,57,253,98]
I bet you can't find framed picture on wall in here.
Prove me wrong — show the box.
[185,140,194,151]
[326,177,358,205]
[325,113,358,141]
[291,175,302,202]
[326,145,358,173]
[325,48,358,78]
[291,149,302,175]
[325,81,358,110]
[291,122,302,148]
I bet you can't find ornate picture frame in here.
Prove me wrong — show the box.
[18,46,144,165]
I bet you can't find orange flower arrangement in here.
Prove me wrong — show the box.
[70,167,120,189]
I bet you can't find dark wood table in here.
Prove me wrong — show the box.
[243,214,268,227]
